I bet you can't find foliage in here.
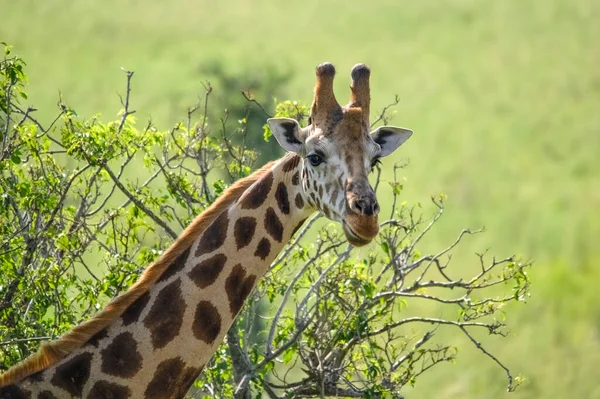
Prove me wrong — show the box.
[0,46,532,398]
[262,100,310,143]
[197,60,293,163]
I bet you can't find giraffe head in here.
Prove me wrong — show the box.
[268,62,412,246]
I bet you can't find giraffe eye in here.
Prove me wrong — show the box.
[307,153,324,167]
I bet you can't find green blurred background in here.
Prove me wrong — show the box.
[2,0,599,397]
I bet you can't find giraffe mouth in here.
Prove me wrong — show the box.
[342,219,377,247]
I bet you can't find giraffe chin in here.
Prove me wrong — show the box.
[342,214,379,247]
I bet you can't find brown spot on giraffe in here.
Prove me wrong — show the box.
[264,207,283,242]
[0,385,30,399]
[144,357,200,399]
[144,357,183,399]
[275,182,290,215]
[291,171,300,186]
[239,171,273,210]
[225,264,256,316]
[143,279,186,349]
[85,327,108,348]
[121,291,151,327]
[254,238,271,260]
[157,246,191,283]
[50,352,93,397]
[295,193,304,209]
[100,332,143,378]
[37,391,57,399]
[233,217,257,249]
[193,301,221,344]
[302,170,309,188]
[188,253,227,288]
[330,189,339,208]
[195,211,229,256]
[175,366,203,398]
[27,370,44,382]
[292,218,308,237]
[282,154,301,172]
[88,381,131,399]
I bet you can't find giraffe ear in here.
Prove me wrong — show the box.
[370,126,413,157]
[267,118,305,153]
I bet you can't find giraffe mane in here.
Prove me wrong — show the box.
[0,159,279,387]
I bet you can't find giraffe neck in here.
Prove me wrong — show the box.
[10,153,311,398]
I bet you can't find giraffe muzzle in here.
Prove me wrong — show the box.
[342,212,379,247]
[341,180,380,245]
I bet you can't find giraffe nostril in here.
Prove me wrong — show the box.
[354,199,377,216]
[355,200,364,213]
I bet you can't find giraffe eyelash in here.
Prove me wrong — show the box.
[370,158,382,172]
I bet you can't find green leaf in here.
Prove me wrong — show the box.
[380,242,390,255]
[282,347,296,364]
[263,124,272,142]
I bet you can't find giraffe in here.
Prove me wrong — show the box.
[0,62,412,399]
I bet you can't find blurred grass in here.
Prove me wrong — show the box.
[2,0,600,397]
